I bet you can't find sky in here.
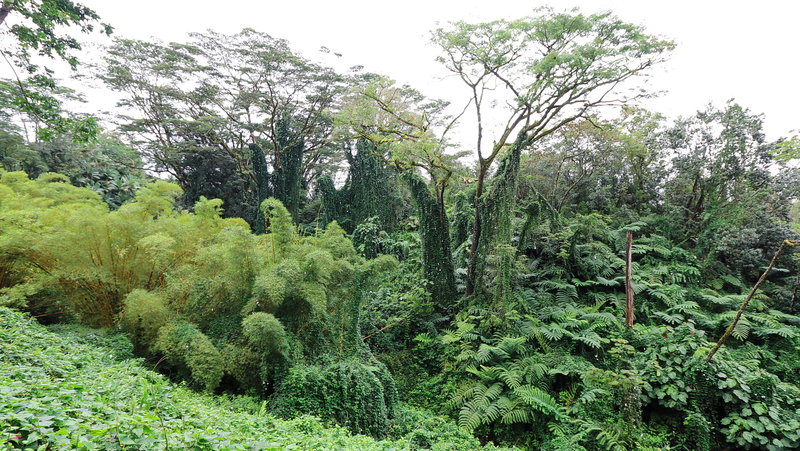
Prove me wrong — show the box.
[25,1,800,145]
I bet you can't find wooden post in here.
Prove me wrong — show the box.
[706,240,798,362]
[625,231,634,328]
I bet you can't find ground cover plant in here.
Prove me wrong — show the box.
[0,307,498,450]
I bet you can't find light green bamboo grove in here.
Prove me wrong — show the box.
[0,170,400,436]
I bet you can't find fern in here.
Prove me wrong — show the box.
[755,327,797,338]
[654,311,684,325]
[574,330,604,349]
[731,321,751,340]
[513,385,565,419]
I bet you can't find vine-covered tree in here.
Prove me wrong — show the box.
[336,76,466,308]
[433,8,674,296]
[102,30,346,226]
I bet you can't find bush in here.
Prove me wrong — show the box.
[0,307,424,450]
[390,405,491,450]
[119,289,170,351]
[155,321,224,392]
[242,312,288,355]
[274,359,399,437]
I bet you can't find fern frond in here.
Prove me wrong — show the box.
[654,311,683,325]
[755,326,797,338]
[513,385,564,419]
[574,330,603,349]
[731,321,750,340]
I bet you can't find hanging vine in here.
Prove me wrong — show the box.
[404,171,458,310]
[469,132,526,302]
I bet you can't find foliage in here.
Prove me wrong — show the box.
[389,405,499,450]
[318,139,407,233]
[0,172,429,435]
[101,30,346,227]
[242,312,288,355]
[662,102,796,279]
[521,109,668,215]
[0,0,111,140]
[0,307,494,450]
[2,6,800,451]
[434,7,674,295]
[771,133,800,162]
[0,132,147,207]
[155,321,224,392]
[119,289,170,351]
[405,172,457,309]
[635,324,800,450]
[274,359,399,437]
[440,210,800,449]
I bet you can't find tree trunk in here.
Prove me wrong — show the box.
[249,143,271,234]
[465,165,486,296]
[465,133,526,299]
[706,240,797,362]
[404,173,457,310]
[625,231,634,328]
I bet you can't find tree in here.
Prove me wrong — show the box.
[663,102,796,279]
[665,102,772,235]
[335,76,465,308]
[520,107,667,215]
[772,133,800,162]
[0,0,111,140]
[433,7,674,296]
[317,138,403,232]
[102,30,345,226]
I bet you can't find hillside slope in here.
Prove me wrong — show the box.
[0,308,490,450]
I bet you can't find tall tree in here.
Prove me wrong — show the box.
[336,76,465,308]
[520,108,667,215]
[663,102,796,278]
[433,8,674,296]
[102,30,345,225]
[0,0,111,140]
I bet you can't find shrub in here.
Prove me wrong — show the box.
[242,312,288,355]
[155,321,223,392]
[0,307,423,450]
[119,289,170,351]
[274,359,399,437]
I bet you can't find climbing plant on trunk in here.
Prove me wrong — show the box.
[335,76,466,308]
[433,7,674,296]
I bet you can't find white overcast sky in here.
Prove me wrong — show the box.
[56,0,800,144]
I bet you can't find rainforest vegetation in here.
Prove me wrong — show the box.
[1,2,800,450]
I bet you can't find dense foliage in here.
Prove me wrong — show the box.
[2,4,800,451]
[0,307,495,450]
